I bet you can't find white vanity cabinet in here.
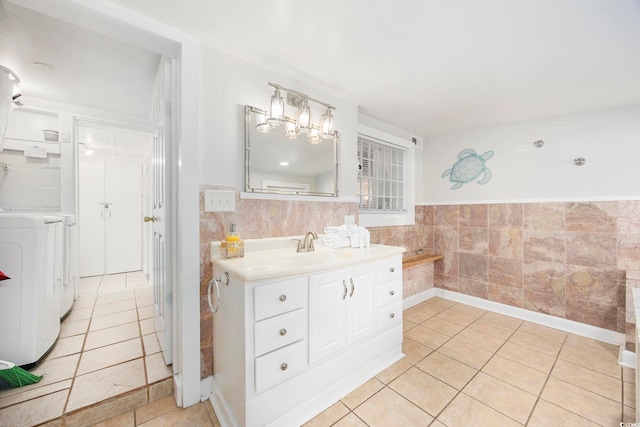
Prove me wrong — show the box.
[308,263,377,364]
[210,242,404,427]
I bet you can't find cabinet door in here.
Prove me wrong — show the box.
[309,269,347,364]
[346,264,377,344]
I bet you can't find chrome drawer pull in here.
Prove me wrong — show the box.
[342,280,347,300]
[279,295,287,302]
[390,313,395,319]
[390,290,395,296]
[350,278,355,297]
[390,267,395,273]
[279,328,287,336]
[281,363,288,371]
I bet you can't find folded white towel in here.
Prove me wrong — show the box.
[324,225,350,238]
[322,235,351,248]
[324,224,371,248]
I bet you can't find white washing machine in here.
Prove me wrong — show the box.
[0,213,62,367]
[0,209,76,318]
[55,213,76,318]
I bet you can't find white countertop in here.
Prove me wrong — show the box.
[210,236,405,282]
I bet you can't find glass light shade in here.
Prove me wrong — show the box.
[296,99,311,133]
[319,108,334,139]
[307,128,320,144]
[267,89,285,126]
[255,112,275,133]
[284,121,299,139]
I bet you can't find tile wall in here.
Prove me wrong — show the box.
[199,192,640,378]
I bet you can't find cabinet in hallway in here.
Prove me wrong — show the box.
[79,157,142,277]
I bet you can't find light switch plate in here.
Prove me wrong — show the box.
[204,190,235,212]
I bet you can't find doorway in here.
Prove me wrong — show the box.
[77,123,152,280]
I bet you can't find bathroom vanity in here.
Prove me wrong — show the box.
[209,237,405,427]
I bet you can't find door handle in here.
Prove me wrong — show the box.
[144,216,154,223]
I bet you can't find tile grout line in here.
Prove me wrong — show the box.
[424,307,525,425]
[61,274,102,417]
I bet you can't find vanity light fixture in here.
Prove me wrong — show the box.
[255,112,274,133]
[296,98,311,134]
[256,82,337,144]
[283,120,299,139]
[267,88,285,126]
[319,107,334,139]
[308,128,320,144]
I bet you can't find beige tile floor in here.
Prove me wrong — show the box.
[1,284,635,426]
[305,297,635,427]
[0,271,209,426]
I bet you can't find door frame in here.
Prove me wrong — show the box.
[10,0,202,407]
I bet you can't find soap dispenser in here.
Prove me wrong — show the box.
[221,223,244,258]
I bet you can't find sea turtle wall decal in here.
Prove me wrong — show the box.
[441,148,494,190]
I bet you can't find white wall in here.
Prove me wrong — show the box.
[358,114,424,205]
[422,104,640,204]
[198,45,359,198]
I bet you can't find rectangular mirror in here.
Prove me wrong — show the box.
[245,105,338,197]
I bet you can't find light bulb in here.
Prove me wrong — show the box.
[296,99,311,134]
[319,108,334,139]
[255,112,274,133]
[267,89,285,126]
[284,121,299,139]
[308,128,320,144]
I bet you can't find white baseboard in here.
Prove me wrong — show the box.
[173,374,182,407]
[209,377,238,427]
[200,375,212,401]
[620,349,637,369]
[404,288,634,368]
[403,288,436,310]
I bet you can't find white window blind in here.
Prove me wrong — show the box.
[357,136,406,212]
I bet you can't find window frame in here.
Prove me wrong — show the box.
[357,124,415,227]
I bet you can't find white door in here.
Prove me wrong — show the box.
[78,156,142,277]
[346,264,377,344]
[105,160,142,274]
[308,269,348,364]
[79,158,106,277]
[151,58,172,364]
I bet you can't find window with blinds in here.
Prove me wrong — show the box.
[357,136,406,212]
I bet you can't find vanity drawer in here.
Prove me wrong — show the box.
[255,340,307,394]
[254,308,306,357]
[378,301,402,330]
[378,256,402,284]
[378,279,402,307]
[254,277,307,321]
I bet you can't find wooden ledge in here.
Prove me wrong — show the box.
[402,254,444,269]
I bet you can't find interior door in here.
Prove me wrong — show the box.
[78,158,106,277]
[151,58,172,365]
[105,159,142,274]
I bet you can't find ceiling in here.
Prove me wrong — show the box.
[0,1,160,121]
[2,0,640,139]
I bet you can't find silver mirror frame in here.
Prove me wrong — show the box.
[244,105,338,197]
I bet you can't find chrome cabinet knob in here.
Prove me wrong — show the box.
[390,267,395,273]
[280,363,288,371]
[279,295,287,302]
[390,313,395,319]
[279,328,287,336]
[390,290,395,296]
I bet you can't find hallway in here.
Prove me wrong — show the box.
[0,272,179,425]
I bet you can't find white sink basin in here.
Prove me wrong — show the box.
[285,250,353,265]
